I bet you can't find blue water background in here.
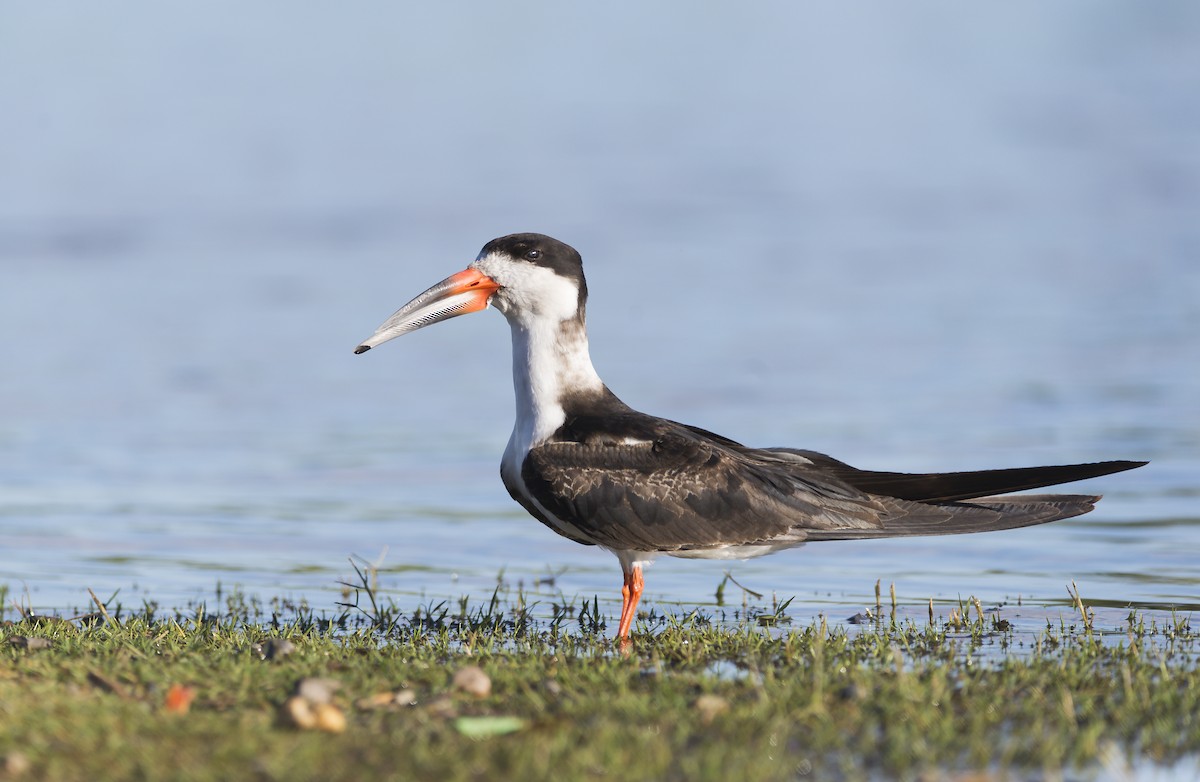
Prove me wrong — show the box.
[1,4,1197,623]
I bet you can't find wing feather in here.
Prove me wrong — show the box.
[521,423,886,552]
[510,412,1145,555]
[766,449,1146,503]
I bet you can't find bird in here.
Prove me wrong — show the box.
[354,233,1146,639]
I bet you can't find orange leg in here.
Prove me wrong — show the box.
[617,564,644,639]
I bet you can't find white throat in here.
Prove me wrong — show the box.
[506,312,603,449]
[470,255,604,473]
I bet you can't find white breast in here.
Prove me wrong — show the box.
[480,254,606,544]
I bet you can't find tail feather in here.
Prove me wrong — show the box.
[769,451,1147,504]
[805,493,1101,541]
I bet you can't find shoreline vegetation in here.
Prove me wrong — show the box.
[2,578,1197,781]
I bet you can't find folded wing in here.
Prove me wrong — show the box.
[518,415,1146,553]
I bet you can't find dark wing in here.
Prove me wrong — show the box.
[803,494,1103,540]
[767,449,1147,503]
[521,418,888,553]
[518,409,1147,552]
[758,449,1146,540]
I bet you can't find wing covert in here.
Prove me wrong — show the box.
[520,423,885,552]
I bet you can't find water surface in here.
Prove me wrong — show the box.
[1,4,1197,630]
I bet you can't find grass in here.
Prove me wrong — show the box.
[1,579,1198,782]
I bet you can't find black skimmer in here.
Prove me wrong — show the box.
[354,233,1146,639]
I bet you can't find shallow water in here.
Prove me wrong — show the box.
[1,4,1198,628]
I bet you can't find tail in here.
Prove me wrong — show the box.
[805,493,1103,541]
[774,453,1147,542]
[770,450,1146,503]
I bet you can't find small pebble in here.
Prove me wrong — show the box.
[293,677,341,705]
[256,638,297,661]
[358,692,399,710]
[358,688,419,710]
[3,751,31,777]
[313,702,347,734]
[693,694,729,724]
[452,666,491,698]
[8,636,51,651]
[277,677,349,733]
[279,696,318,730]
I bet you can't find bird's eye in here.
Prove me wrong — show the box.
[525,249,542,261]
